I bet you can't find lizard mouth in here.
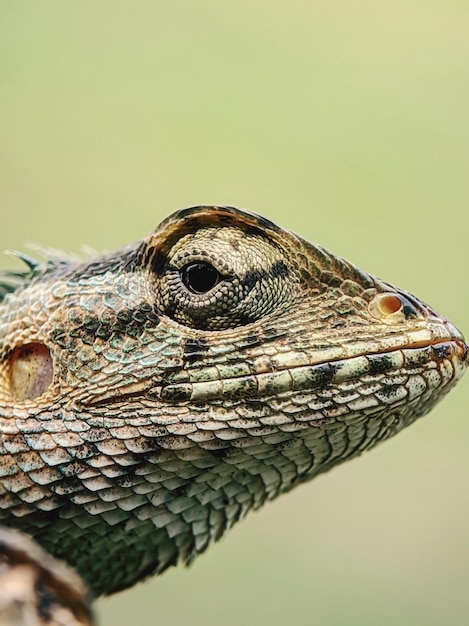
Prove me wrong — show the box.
[158,337,468,404]
[83,335,467,409]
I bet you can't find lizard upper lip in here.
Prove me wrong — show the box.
[251,335,468,376]
[254,336,468,379]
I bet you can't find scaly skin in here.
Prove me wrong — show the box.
[0,206,467,597]
[0,527,93,626]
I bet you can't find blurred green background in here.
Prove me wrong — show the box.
[1,2,468,625]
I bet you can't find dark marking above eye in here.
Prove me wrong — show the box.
[181,262,222,294]
[149,248,167,275]
[270,260,289,278]
[242,221,274,238]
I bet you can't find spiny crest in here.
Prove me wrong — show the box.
[0,247,81,302]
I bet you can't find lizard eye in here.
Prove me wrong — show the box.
[153,224,297,331]
[181,262,222,294]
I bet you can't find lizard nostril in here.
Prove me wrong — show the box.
[375,293,403,316]
[8,343,53,401]
[368,292,420,324]
[369,292,421,324]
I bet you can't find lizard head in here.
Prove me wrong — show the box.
[0,206,467,595]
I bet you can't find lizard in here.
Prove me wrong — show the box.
[0,205,467,599]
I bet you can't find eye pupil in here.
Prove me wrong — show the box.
[182,262,221,294]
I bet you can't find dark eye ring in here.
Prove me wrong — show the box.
[181,262,222,294]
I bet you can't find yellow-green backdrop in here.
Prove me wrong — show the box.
[1,3,468,625]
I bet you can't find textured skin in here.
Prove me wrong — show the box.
[0,528,93,626]
[0,206,467,597]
